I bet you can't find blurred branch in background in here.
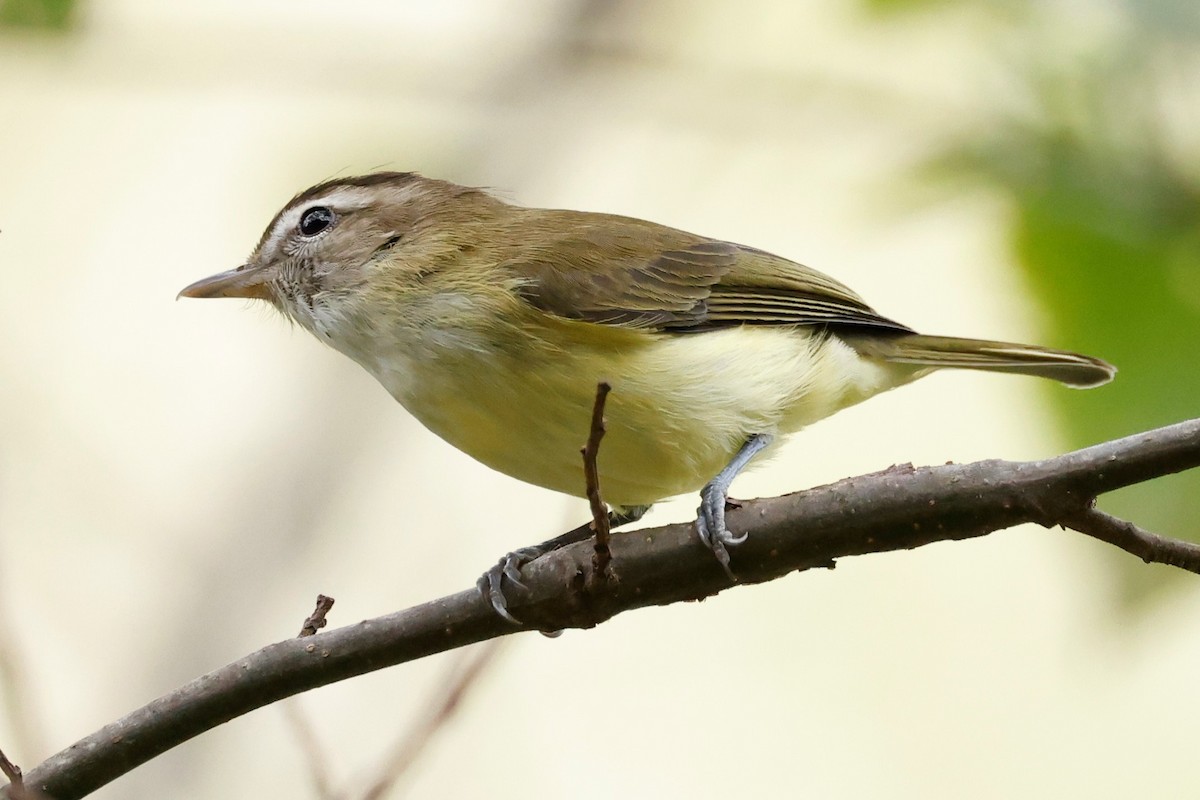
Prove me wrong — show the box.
[866,0,1200,607]
[0,0,77,30]
[284,606,503,800]
[357,641,502,800]
[280,641,503,800]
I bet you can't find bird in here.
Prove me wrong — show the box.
[180,171,1115,620]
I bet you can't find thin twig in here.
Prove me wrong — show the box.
[1061,507,1200,573]
[299,595,336,638]
[7,417,1200,800]
[0,749,42,800]
[581,382,613,580]
[0,751,21,797]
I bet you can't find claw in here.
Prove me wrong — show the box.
[502,547,541,588]
[477,506,654,625]
[711,541,734,580]
[478,551,537,625]
[477,561,521,624]
[692,433,774,579]
[695,491,739,581]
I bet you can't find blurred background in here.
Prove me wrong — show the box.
[2,0,1199,797]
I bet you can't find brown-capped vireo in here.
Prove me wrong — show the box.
[180,172,1115,620]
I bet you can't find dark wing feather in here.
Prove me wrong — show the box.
[509,213,913,335]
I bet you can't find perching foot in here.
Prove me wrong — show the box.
[695,484,747,580]
[477,505,651,625]
[693,433,774,579]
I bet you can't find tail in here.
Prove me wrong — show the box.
[848,333,1116,389]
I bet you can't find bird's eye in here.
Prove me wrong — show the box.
[298,206,334,237]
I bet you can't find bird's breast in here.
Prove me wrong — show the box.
[352,313,916,507]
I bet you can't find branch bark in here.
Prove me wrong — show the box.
[6,418,1200,800]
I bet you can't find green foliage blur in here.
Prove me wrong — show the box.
[873,0,1200,607]
[0,0,75,30]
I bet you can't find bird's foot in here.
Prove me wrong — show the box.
[695,483,746,580]
[693,432,774,579]
[477,545,548,625]
[477,505,652,625]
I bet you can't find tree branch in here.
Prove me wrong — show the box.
[6,417,1200,800]
[1060,507,1200,572]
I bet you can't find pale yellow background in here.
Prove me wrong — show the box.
[1,1,1195,798]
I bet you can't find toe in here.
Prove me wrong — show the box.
[695,487,744,578]
[478,560,523,624]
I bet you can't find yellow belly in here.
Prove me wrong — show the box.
[378,323,917,507]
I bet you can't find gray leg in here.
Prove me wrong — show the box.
[479,504,652,624]
[695,433,774,578]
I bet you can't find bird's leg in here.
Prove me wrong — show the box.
[695,433,774,579]
[479,504,651,624]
